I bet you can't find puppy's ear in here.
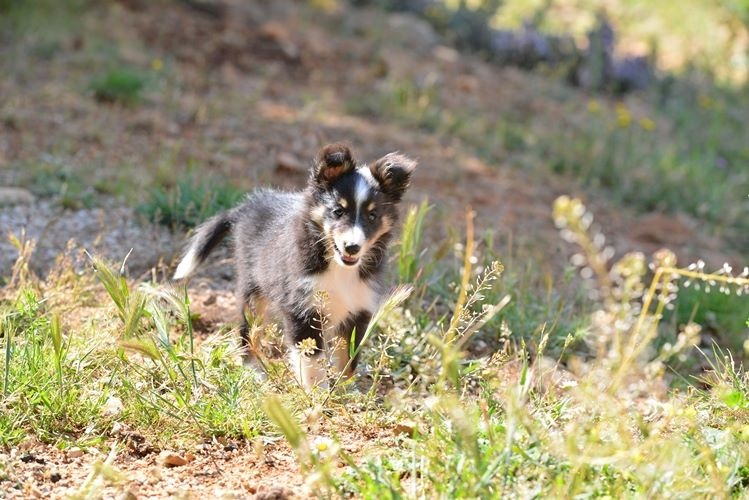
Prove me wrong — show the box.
[369,152,416,201]
[311,143,355,186]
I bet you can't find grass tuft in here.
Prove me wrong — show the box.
[88,68,147,106]
[138,172,244,230]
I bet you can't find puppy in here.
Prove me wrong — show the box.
[173,144,416,388]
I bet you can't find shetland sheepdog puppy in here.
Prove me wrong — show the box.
[173,144,416,388]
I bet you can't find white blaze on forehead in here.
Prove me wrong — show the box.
[355,168,376,210]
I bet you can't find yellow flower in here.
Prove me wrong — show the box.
[151,58,164,72]
[587,99,601,113]
[639,117,655,131]
[615,103,631,128]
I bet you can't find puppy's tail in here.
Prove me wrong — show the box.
[173,210,234,280]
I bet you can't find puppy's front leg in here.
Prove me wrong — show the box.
[332,311,372,377]
[285,313,327,389]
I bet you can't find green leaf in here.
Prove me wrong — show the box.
[723,390,746,408]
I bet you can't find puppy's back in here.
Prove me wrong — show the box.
[232,189,305,284]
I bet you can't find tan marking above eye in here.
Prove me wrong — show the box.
[367,202,375,211]
[339,199,348,208]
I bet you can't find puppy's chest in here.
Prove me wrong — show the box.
[312,266,378,328]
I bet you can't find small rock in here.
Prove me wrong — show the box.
[18,437,41,451]
[386,13,440,55]
[102,396,124,417]
[254,485,292,500]
[67,447,84,458]
[158,450,188,467]
[393,420,419,437]
[258,22,300,61]
[0,187,35,207]
[433,45,459,63]
[119,489,138,500]
[203,293,217,306]
[276,152,305,174]
[49,471,62,483]
[20,453,37,463]
[112,421,126,435]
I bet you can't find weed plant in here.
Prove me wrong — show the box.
[266,198,749,497]
[1,198,748,496]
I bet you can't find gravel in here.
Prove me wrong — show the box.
[0,200,177,279]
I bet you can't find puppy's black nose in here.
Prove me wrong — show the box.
[344,243,361,255]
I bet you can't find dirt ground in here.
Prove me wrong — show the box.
[0,0,743,497]
[2,415,403,498]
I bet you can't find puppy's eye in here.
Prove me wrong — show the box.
[332,207,344,218]
[368,211,377,222]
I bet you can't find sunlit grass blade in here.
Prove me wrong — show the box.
[398,200,431,283]
[263,395,305,450]
[119,338,161,362]
[50,312,63,389]
[447,209,476,341]
[2,315,13,396]
[85,252,130,321]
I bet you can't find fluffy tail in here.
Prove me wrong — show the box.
[173,210,234,280]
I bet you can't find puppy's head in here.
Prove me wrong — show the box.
[309,143,416,268]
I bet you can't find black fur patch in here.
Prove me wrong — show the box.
[369,152,417,202]
[312,143,355,185]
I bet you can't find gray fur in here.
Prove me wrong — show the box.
[173,144,416,388]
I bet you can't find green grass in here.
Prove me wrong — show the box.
[25,161,98,210]
[0,0,85,43]
[0,288,109,447]
[0,252,271,449]
[670,285,749,354]
[3,197,747,496]
[88,68,148,106]
[547,88,749,246]
[138,171,244,230]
